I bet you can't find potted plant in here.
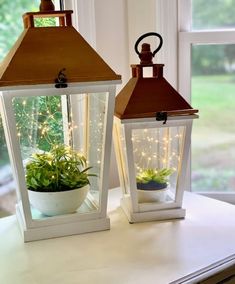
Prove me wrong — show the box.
[136,168,174,203]
[26,144,96,216]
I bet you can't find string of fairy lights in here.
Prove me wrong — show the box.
[13,96,64,156]
[87,93,107,169]
[132,127,184,173]
[12,94,106,175]
[119,125,185,188]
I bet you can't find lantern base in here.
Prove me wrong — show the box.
[16,205,110,242]
[120,197,186,223]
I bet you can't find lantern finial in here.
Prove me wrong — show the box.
[39,0,55,12]
[134,32,163,65]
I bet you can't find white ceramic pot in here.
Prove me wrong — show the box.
[28,185,89,216]
[137,187,168,203]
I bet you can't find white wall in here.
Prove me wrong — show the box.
[93,0,129,188]
[127,0,157,63]
[94,0,129,89]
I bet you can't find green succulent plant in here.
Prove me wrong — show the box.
[26,144,96,192]
[136,168,174,185]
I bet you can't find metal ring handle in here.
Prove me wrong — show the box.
[134,32,163,58]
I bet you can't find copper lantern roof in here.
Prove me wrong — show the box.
[114,32,197,120]
[0,10,121,88]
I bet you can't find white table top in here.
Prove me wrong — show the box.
[0,188,235,284]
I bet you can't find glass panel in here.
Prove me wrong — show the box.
[86,93,108,205]
[13,96,64,157]
[192,44,235,193]
[11,92,107,219]
[192,0,235,30]
[131,126,185,204]
[114,123,130,194]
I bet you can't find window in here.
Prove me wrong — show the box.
[0,0,66,218]
[192,0,235,30]
[179,0,235,203]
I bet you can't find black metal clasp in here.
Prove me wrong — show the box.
[55,68,68,88]
[156,111,167,124]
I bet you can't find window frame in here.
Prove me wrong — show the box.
[178,0,235,204]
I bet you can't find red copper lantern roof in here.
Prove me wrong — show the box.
[115,32,197,120]
[0,10,121,88]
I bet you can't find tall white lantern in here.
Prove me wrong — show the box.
[0,9,121,241]
[114,33,198,223]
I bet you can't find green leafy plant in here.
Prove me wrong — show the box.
[26,144,96,192]
[136,168,174,185]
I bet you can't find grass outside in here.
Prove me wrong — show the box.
[192,74,235,192]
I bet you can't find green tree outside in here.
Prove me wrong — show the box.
[192,0,235,75]
[0,1,40,165]
[0,0,40,61]
[0,0,60,166]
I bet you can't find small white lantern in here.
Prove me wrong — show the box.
[113,33,198,223]
[0,9,121,241]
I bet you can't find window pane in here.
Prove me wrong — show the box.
[13,96,64,157]
[0,0,40,61]
[191,44,235,193]
[192,0,235,30]
[0,0,60,218]
[87,92,108,205]
[0,0,40,218]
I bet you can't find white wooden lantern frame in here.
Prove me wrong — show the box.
[0,81,118,241]
[114,114,198,223]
